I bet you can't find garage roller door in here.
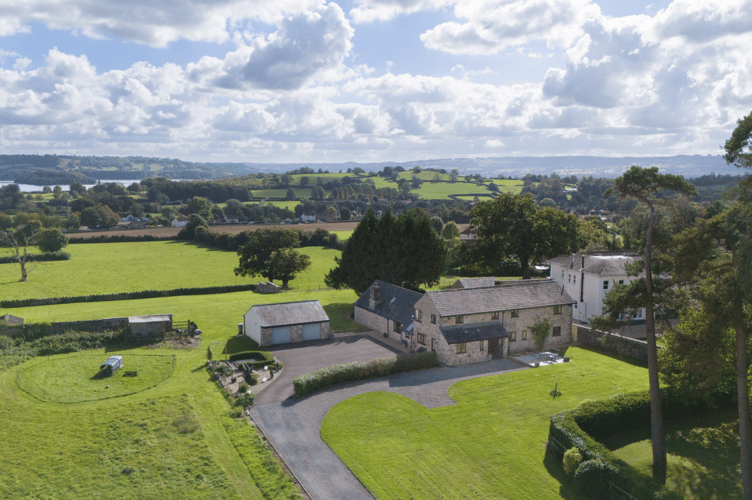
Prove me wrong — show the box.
[302,323,320,341]
[271,326,291,344]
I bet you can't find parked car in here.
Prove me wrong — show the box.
[100,355,124,375]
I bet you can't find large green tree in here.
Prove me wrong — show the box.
[0,217,43,282]
[235,229,301,284]
[325,208,446,295]
[604,165,696,479]
[468,193,579,279]
[265,248,311,288]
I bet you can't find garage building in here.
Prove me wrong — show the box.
[243,300,331,346]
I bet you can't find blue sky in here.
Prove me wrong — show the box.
[0,0,750,163]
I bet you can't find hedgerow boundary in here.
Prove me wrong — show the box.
[1,283,257,308]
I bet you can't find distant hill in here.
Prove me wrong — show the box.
[0,154,251,185]
[1,153,741,185]
[243,155,740,178]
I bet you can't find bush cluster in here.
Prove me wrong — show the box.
[191,226,344,253]
[0,251,71,264]
[234,393,255,408]
[293,352,438,397]
[1,283,257,308]
[68,234,176,244]
[548,387,733,499]
[227,351,275,363]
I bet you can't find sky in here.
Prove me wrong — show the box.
[1,0,751,164]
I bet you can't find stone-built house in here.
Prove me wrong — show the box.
[413,279,575,366]
[354,280,423,347]
[547,251,644,324]
[243,300,331,346]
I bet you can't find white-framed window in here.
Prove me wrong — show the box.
[509,331,517,342]
[619,279,624,285]
[455,315,464,324]
[568,274,571,283]
[417,333,426,345]
[573,275,576,284]
[561,269,565,278]
[553,305,562,315]
[456,342,466,354]
[415,309,422,322]
[479,340,485,351]
[511,309,519,318]
[431,314,436,324]
[521,330,527,341]
[603,280,609,290]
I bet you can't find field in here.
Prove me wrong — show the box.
[0,242,343,300]
[322,346,649,500]
[0,238,362,499]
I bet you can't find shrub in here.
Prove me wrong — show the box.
[245,373,260,386]
[216,364,233,377]
[234,393,255,408]
[563,447,583,476]
[0,251,70,264]
[238,382,249,394]
[207,346,214,361]
[227,351,273,362]
[293,352,438,397]
[574,459,612,497]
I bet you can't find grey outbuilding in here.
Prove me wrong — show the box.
[243,300,331,346]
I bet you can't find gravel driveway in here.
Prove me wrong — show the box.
[250,335,529,500]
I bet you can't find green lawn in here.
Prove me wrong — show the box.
[0,242,339,300]
[607,408,742,499]
[321,346,650,500]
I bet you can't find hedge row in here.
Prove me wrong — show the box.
[548,387,734,499]
[228,351,275,363]
[0,251,71,264]
[293,351,438,397]
[1,283,257,308]
[68,234,176,244]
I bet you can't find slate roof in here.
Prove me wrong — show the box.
[547,252,640,276]
[354,280,423,327]
[453,277,497,289]
[248,300,329,327]
[440,322,509,344]
[426,279,574,317]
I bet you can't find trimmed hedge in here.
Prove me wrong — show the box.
[227,351,273,362]
[0,251,71,264]
[548,387,734,500]
[1,283,257,308]
[68,234,176,244]
[293,351,438,397]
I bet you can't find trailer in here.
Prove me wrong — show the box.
[100,355,124,375]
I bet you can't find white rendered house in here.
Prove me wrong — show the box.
[547,252,645,324]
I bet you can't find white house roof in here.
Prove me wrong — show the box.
[248,300,329,327]
[453,277,497,289]
[426,279,574,317]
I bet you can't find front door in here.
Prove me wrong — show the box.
[488,338,500,359]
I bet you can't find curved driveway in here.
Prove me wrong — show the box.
[250,335,529,500]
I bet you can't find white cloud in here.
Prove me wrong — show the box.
[421,0,601,55]
[0,0,321,46]
[349,0,452,24]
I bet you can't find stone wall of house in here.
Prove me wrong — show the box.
[575,324,657,361]
[353,306,389,337]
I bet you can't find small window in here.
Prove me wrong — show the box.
[573,275,576,284]
[479,340,485,351]
[574,302,578,309]
[510,309,519,318]
[456,342,467,354]
[603,280,609,290]
[431,314,436,324]
[561,269,565,278]
[553,305,562,315]
[509,331,516,342]
[393,321,401,333]
[553,326,562,337]
[521,330,527,341]
[415,309,422,322]
[418,333,426,345]
[491,311,499,320]
[455,315,464,324]
[568,274,571,283]
[619,279,624,285]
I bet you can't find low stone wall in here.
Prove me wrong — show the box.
[575,324,661,362]
[0,315,173,338]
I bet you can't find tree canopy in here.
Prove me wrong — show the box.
[325,208,447,295]
[235,228,309,286]
[468,193,579,279]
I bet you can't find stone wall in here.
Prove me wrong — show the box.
[575,324,660,361]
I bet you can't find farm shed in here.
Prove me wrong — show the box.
[128,314,172,336]
[243,300,331,346]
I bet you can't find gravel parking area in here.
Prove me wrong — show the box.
[250,337,528,500]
